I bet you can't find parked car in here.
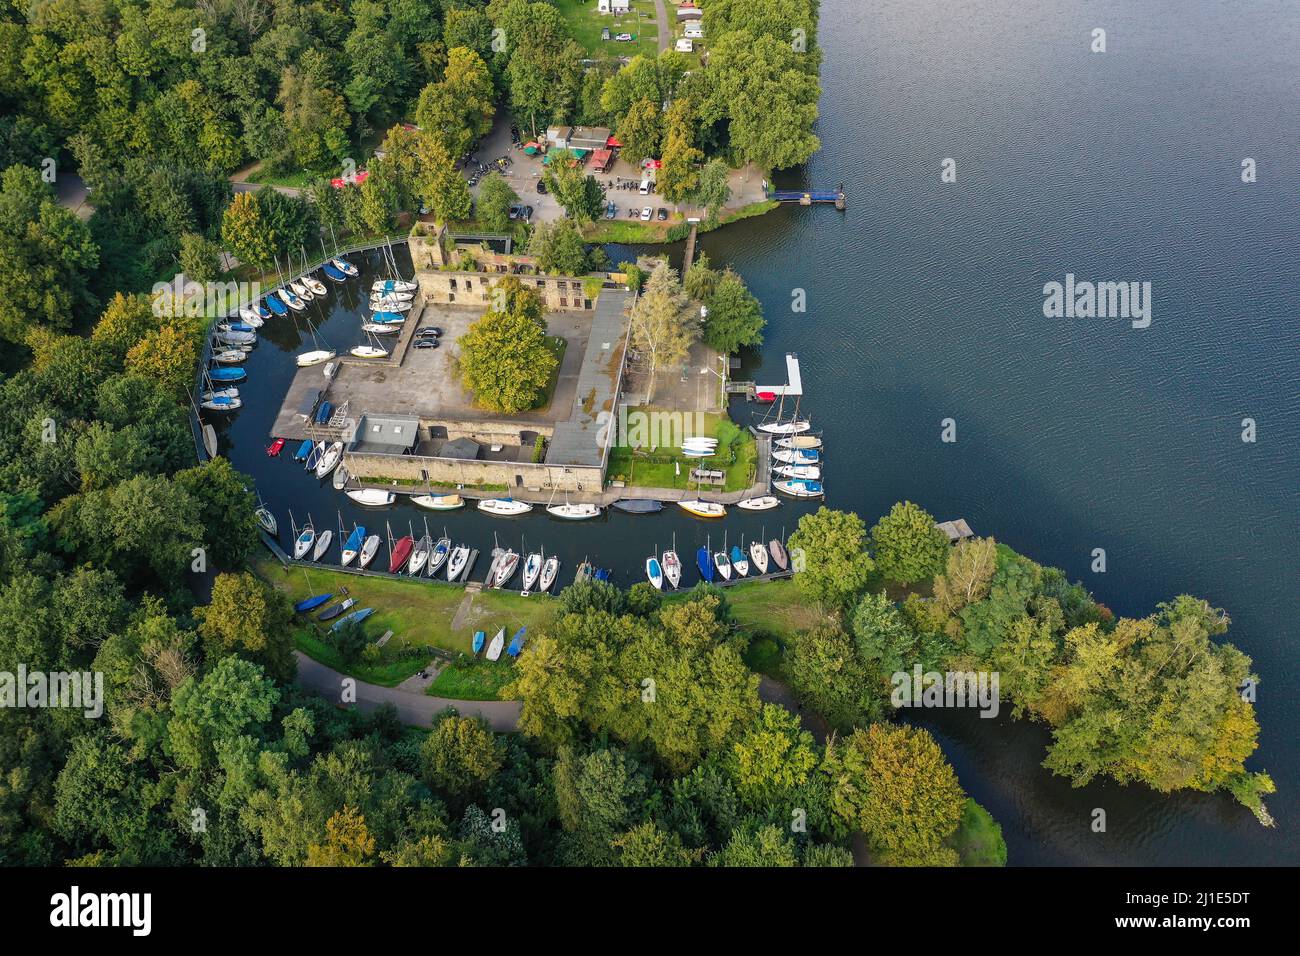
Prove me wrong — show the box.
[414,339,440,349]
[416,327,442,337]
[639,179,651,195]
[656,207,668,221]
[640,206,653,221]
[508,204,523,220]
[615,33,633,42]
[605,202,617,219]
[521,205,534,220]
[536,180,548,194]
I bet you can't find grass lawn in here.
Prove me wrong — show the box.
[556,0,660,57]
[428,657,518,701]
[607,412,758,492]
[243,166,318,190]
[723,578,827,642]
[255,557,558,693]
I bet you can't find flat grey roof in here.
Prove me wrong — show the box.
[546,290,631,469]
[351,414,420,452]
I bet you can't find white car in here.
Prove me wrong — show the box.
[615,33,633,42]
[640,206,653,221]
[639,179,652,194]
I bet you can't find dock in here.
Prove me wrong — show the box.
[767,183,846,209]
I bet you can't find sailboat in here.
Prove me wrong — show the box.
[662,536,682,589]
[485,627,505,661]
[210,348,247,364]
[758,418,811,435]
[304,442,324,472]
[341,524,366,567]
[507,627,526,658]
[713,547,732,581]
[521,550,542,595]
[332,462,349,491]
[369,296,412,312]
[332,257,359,277]
[297,349,336,367]
[678,499,726,518]
[319,597,356,622]
[322,262,347,282]
[428,535,452,576]
[539,554,559,592]
[446,544,470,581]
[200,394,242,412]
[278,288,306,311]
[773,448,820,465]
[388,525,414,573]
[208,366,246,383]
[493,550,519,588]
[372,278,417,294]
[314,442,343,479]
[749,538,769,574]
[347,488,396,506]
[358,534,382,568]
[203,387,240,403]
[730,542,749,577]
[472,631,485,654]
[696,544,714,583]
[255,504,277,536]
[350,326,389,359]
[412,493,464,510]
[773,464,821,481]
[311,528,333,562]
[645,554,664,590]
[362,322,401,335]
[737,495,780,511]
[773,478,824,498]
[769,538,789,571]
[289,278,314,301]
[479,498,532,516]
[293,515,315,560]
[546,499,601,520]
[294,592,332,613]
[408,527,432,575]
[264,294,289,315]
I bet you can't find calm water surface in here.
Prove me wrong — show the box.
[222,0,1299,864]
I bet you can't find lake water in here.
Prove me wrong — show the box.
[221,0,1299,864]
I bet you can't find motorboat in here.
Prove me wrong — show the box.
[479,498,532,517]
[347,489,396,506]
[736,496,780,511]
[266,437,284,456]
[208,366,245,383]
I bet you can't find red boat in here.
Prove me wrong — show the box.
[388,536,414,573]
[755,391,777,403]
[267,437,286,456]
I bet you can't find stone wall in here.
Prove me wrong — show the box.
[343,451,603,494]
[417,270,597,312]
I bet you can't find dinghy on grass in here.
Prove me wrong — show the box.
[294,593,332,613]
[331,607,374,632]
[319,597,356,622]
[472,631,485,654]
[486,628,505,661]
[507,627,526,658]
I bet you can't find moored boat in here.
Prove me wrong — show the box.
[427,537,452,575]
[736,495,780,511]
[776,436,821,450]
[331,257,359,277]
[539,555,559,592]
[311,529,333,562]
[713,550,732,581]
[611,499,663,514]
[349,344,389,359]
[412,494,464,510]
[255,506,277,536]
[293,526,315,560]
[757,419,811,435]
[296,349,336,367]
[304,275,327,296]
[731,545,749,577]
[358,534,382,568]
[408,535,432,575]
[200,395,242,412]
[347,489,396,507]
[696,546,714,583]
[773,464,821,481]
[372,278,416,294]
[493,550,519,587]
[546,502,601,520]
[769,539,789,571]
[322,262,347,282]
[479,498,532,517]
[211,348,247,364]
[774,478,824,498]
[314,442,343,479]
[521,552,542,593]
[362,323,401,335]
[678,500,726,518]
[208,366,246,382]
[645,556,663,590]
[267,437,285,457]
[264,295,289,315]
[340,526,366,566]
[332,463,349,490]
[773,448,820,465]
[388,535,414,573]
[662,550,681,588]
[446,545,469,581]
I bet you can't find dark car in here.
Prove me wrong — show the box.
[536,179,548,194]
[508,204,523,220]
[414,339,440,349]
[416,326,442,337]
[656,207,668,221]
[605,201,617,220]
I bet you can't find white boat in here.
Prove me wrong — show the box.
[427,537,452,575]
[370,288,413,302]
[347,489,396,506]
[546,502,601,520]
[732,548,749,577]
[479,498,532,517]
[304,276,327,296]
[539,555,559,592]
[662,550,681,588]
[736,495,780,511]
[369,297,412,312]
[677,500,726,519]
[203,387,239,402]
[774,464,821,481]
[214,330,256,346]
[358,534,382,568]
[211,349,247,364]
[446,545,469,581]
[493,550,519,588]
[289,279,313,300]
[332,463,349,491]
[773,448,820,465]
[485,628,505,661]
[349,345,389,359]
[296,349,336,367]
[314,442,343,479]
[645,556,664,590]
[333,258,359,277]
[412,494,464,510]
[254,506,276,536]
[278,289,306,311]
[340,532,361,567]
[311,529,333,562]
[371,278,416,294]
[777,435,822,450]
[521,553,542,593]
[238,307,262,323]
[749,541,769,574]
[682,437,718,448]
[362,323,401,335]
[408,535,432,575]
[757,419,811,435]
[713,551,732,581]
[293,526,315,560]
[774,479,824,498]
[200,395,242,412]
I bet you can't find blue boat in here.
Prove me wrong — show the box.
[696,546,715,582]
[223,321,255,333]
[208,366,245,382]
[331,607,374,631]
[371,311,405,324]
[294,593,332,613]
[472,630,485,654]
[304,442,322,470]
[293,439,313,461]
[322,262,347,282]
[265,295,288,315]
[315,401,332,425]
[254,304,271,319]
[594,568,610,581]
[731,545,746,571]
[507,627,526,658]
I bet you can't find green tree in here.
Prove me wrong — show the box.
[702,268,764,352]
[786,507,875,609]
[416,135,472,223]
[197,571,295,682]
[477,171,519,233]
[167,656,279,771]
[414,47,495,159]
[870,501,950,585]
[543,149,604,223]
[628,261,697,403]
[785,622,885,732]
[691,158,732,220]
[221,192,276,270]
[457,284,557,414]
[658,98,703,204]
[420,716,504,800]
[615,98,662,165]
[527,218,588,275]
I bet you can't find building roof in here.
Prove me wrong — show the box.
[349,413,420,453]
[547,290,632,469]
[440,437,482,460]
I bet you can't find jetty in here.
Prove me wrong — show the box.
[767,183,846,210]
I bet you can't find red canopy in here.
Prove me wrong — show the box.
[606,135,623,148]
[330,169,370,189]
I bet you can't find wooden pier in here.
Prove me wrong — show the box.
[767,182,846,210]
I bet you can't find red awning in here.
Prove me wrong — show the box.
[606,135,623,148]
[330,169,370,189]
[591,149,614,170]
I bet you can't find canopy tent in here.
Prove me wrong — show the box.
[522,142,540,154]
